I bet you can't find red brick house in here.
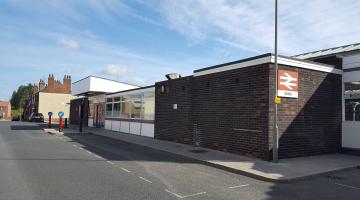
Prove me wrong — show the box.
[23,74,73,121]
[0,101,11,120]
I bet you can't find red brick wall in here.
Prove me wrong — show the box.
[268,64,342,159]
[155,63,342,160]
[0,102,11,120]
[35,74,71,94]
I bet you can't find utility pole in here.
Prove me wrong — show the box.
[273,0,279,162]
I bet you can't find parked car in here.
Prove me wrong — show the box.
[29,112,44,122]
[11,116,20,121]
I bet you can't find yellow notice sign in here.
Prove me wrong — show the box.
[275,96,282,104]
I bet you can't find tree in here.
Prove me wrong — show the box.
[10,84,34,110]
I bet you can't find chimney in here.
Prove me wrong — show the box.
[63,75,71,94]
[47,74,55,92]
[165,73,182,80]
[39,79,45,91]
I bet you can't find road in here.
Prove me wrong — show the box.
[0,121,360,200]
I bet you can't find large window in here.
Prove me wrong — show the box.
[142,91,155,120]
[121,95,131,118]
[106,103,113,117]
[344,82,360,121]
[105,87,155,120]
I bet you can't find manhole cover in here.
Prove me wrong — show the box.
[189,149,209,153]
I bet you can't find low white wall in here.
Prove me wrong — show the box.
[88,118,93,127]
[342,121,360,149]
[130,122,141,135]
[105,120,112,130]
[111,121,120,132]
[120,121,130,133]
[103,119,154,138]
[141,123,154,138]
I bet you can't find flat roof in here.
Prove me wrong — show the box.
[106,85,155,96]
[193,53,342,76]
[72,75,141,87]
[293,43,360,60]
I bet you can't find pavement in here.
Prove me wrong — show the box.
[58,124,360,183]
[1,121,360,200]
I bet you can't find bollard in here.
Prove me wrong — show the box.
[49,116,52,128]
[59,117,63,132]
[48,112,53,128]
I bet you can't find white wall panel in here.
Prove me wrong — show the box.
[111,121,120,132]
[141,123,154,138]
[120,121,130,133]
[130,122,141,135]
[104,120,112,130]
[343,54,360,69]
[343,71,360,82]
[343,121,360,149]
[72,76,138,96]
[88,118,93,127]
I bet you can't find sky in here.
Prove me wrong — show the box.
[1,0,360,101]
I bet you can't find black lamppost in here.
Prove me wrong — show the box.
[79,99,84,133]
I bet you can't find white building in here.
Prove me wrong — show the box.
[294,43,360,151]
[72,76,139,128]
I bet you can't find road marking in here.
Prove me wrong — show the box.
[181,192,207,199]
[106,161,114,165]
[94,155,102,159]
[120,167,131,173]
[78,147,84,150]
[86,150,93,155]
[228,184,250,189]
[164,189,183,199]
[139,176,152,183]
[164,189,206,199]
[334,182,360,190]
[72,144,77,147]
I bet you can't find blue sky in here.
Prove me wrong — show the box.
[1,0,360,100]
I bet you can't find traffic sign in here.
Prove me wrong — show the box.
[58,111,64,118]
[48,112,53,117]
[277,69,299,98]
[274,96,282,104]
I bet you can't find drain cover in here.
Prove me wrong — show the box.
[189,149,209,153]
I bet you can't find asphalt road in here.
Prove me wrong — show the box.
[0,121,360,200]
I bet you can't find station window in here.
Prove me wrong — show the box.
[104,88,155,120]
[344,82,360,121]
[105,103,113,117]
[113,103,121,117]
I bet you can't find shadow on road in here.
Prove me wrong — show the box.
[10,124,44,130]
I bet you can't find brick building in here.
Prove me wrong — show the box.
[0,101,11,120]
[155,53,342,160]
[23,74,74,121]
[71,44,360,161]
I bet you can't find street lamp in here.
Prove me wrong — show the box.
[273,0,279,162]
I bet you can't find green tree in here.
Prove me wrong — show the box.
[10,84,34,110]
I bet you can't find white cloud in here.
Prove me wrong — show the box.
[158,0,360,55]
[101,64,130,77]
[57,38,79,49]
